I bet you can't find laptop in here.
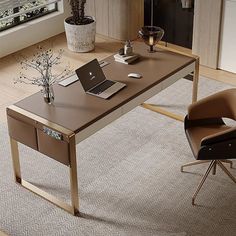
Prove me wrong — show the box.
[75,59,126,99]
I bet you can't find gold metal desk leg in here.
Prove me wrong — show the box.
[69,135,79,215]
[142,57,200,122]
[9,136,79,216]
[192,57,200,103]
[9,138,21,184]
[141,103,184,122]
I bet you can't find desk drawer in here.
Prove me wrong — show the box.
[7,115,38,150]
[37,129,70,166]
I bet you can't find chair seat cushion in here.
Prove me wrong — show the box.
[186,124,231,158]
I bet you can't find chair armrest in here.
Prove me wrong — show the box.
[188,89,236,121]
[201,127,236,146]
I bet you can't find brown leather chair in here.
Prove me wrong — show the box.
[181,88,236,205]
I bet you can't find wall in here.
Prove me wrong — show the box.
[218,0,236,73]
[192,0,223,69]
[144,0,194,49]
[86,0,144,40]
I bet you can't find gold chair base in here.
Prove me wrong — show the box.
[181,160,235,205]
[181,159,233,172]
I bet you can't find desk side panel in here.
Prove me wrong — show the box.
[7,114,38,150]
[37,130,70,166]
[7,107,71,166]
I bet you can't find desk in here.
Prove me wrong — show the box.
[7,42,199,215]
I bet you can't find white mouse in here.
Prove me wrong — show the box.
[128,73,142,79]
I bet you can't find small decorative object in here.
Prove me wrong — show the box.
[138,0,164,53]
[139,26,164,52]
[14,46,71,104]
[181,0,193,8]
[124,40,133,56]
[118,48,125,55]
[64,0,96,52]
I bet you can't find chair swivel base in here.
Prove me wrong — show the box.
[181,160,236,205]
[181,159,233,172]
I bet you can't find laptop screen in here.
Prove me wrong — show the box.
[75,59,106,92]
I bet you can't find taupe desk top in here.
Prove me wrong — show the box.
[15,42,195,133]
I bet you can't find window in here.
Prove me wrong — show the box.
[0,0,60,32]
[0,0,69,58]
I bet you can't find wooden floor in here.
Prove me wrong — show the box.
[0,230,8,236]
[0,33,235,123]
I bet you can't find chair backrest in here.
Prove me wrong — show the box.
[188,89,236,121]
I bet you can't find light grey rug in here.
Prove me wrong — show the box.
[0,77,236,236]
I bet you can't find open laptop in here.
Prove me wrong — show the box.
[75,59,126,99]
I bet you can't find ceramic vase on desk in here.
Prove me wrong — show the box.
[64,0,96,53]
[64,16,96,53]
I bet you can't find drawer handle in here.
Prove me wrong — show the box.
[43,127,62,140]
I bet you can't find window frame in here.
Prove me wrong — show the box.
[0,2,59,33]
[0,0,70,58]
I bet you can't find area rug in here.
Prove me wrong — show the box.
[0,77,235,236]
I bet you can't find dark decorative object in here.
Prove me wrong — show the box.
[14,46,71,104]
[139,0,164,52]
[139,26,164,52]
[67,0,93,25]
[118,48,125,55]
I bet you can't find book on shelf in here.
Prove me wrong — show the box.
[113,53,140,64]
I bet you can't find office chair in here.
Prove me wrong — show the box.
[181,88,236,205]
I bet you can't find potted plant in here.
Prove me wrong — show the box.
[64,0,96,52]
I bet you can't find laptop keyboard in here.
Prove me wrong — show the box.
[89,80,115,95]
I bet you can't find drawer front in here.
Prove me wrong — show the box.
[7,115,38,150]
[37,129,70,166]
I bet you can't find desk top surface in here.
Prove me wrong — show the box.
[15,42,195,133]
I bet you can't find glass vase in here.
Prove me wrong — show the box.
[139,26,164,52]
[42,84,54,104]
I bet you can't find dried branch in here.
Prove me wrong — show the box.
[15,46,72,88]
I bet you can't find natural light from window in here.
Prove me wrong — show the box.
[0,0,58,32]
